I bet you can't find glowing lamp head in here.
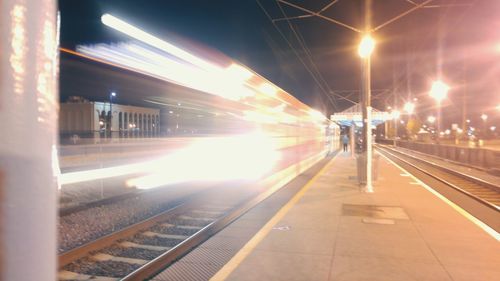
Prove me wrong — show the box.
[427,116,436,123]
[430,81,449,103]
[358,35,375,58]
[111,92,116,97]
[391,110,401,120]
[403,102,415,114]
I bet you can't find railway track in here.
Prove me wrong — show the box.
[377,145,500,231]
[56,153,325,281]
[58,183,251,280]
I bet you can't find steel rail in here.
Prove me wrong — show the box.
[376,145,500,212]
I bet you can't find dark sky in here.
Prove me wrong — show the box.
[59,0,500,127]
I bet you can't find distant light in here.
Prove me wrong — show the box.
[391,110,401,120]
[259,83,277,96]
[445,129,451,135]
[440,131,445,136]
[111,92,116,97]
[358,35,375,58]
[481,114,488,121]
[430,80,449,103]
[177,102,181,106]
[413,97,418,102]
[400,120,405,124]
[427,116,436,123]
[403,102,415,114]
[466,119,470,123]
[496,104,500,111]
[169,111,173,114]
[490,126,496,131]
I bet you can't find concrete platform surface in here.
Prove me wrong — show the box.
[210,152,500,281]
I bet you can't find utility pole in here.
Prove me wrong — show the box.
[361,0,373,192]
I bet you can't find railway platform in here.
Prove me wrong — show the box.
[154,151,500,281]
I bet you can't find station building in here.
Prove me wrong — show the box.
[59,96,160,141]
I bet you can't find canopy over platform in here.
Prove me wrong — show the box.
[330,103,390,127]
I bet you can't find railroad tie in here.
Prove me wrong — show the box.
[142,231,188,240]
[120,241,170,251]
[191,209,223,215]
[176,225,203,230]
[92,253,148,265]
[178,215,213,222]
[58,270,119,281]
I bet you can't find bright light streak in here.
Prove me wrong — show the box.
[403,102,415,114]
[126,134,280,189]
[78,43,254,101]
[391,110,401,120]
[61,134,280,188]
[226,63,253,81]
[309,109,326,121]
[430,80,449,103]
[101,14,219,72]
[358,35,375,58]
[259,83,277,97]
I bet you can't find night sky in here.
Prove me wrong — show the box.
[59,0,499,127]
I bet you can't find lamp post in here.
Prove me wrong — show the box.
[481,113,488,139]
[429,81,449,143]
[109,91,116,137]
[358,34,375,192]
[392,110,401,145]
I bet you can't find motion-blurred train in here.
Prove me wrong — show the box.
[58,16,339,190]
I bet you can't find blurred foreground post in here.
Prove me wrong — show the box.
[0,0,58,280]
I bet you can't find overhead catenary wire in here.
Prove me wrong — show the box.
[256,0,338,112]
[275,0,339,112]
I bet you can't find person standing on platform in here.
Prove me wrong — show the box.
[342,134,349,152]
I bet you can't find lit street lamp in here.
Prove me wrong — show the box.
[391,110,400,145]
[429,80,449,143]
[403,101,415,114]
[427,115,436,123]
[481,113,488,139]
[109,91,117,135]
[358,34,375,192]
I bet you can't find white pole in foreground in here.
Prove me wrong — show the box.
[0,0,59,280]
[366,106,373,192]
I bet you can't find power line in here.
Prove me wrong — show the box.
[274,0,339,111]
[256,0,337,111]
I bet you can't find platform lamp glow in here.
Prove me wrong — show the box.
[358,34,375,192]
[391,110,401,146]
[430,80,449,143]
[403,102,415,115]
[109,91,117,133]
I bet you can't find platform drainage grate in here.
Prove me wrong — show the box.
[342,204,409,220]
